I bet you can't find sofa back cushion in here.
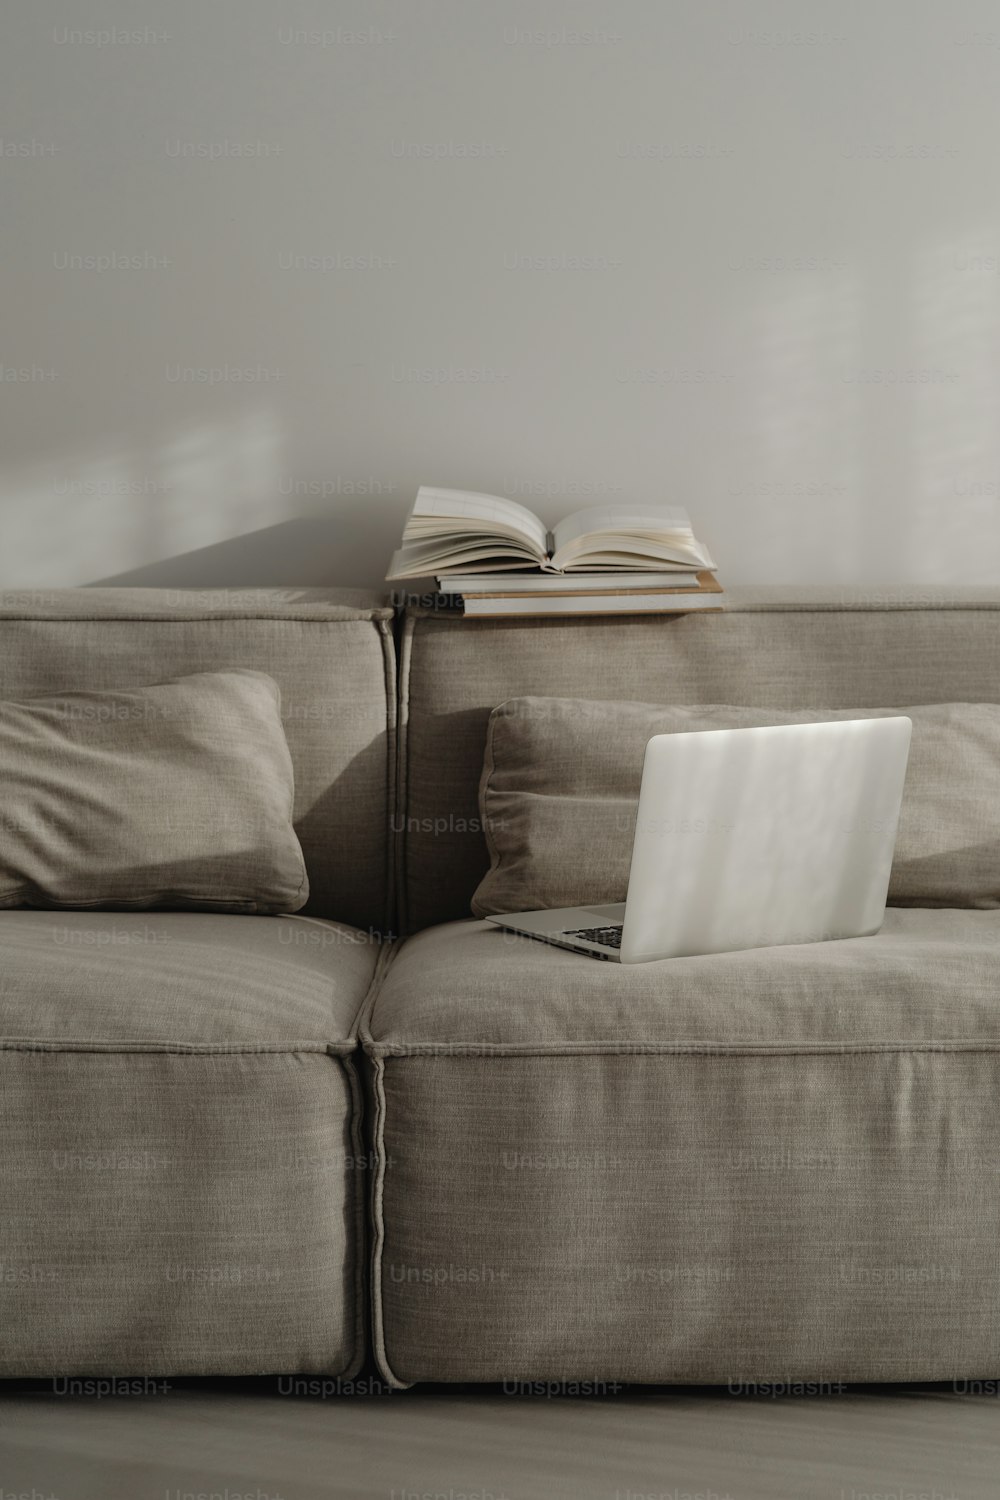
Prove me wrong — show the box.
[472,697,1000,916]
[0,589,394,930]
[399,589,1000,931]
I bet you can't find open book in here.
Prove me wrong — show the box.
[386,488,715,578]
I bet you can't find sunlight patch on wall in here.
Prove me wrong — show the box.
[734,269,862,580]
[911,230,1000,582]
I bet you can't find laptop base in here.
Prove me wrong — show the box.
[485,905,626,961]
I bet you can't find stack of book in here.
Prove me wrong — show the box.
[386,487,722,617]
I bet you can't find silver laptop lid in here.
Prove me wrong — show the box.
[619,717,912,963]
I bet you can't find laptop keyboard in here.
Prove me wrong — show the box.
[560,925,624,949]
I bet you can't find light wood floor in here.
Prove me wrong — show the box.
[2,1379,999,1500]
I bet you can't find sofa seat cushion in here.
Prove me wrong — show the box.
[0,911,382,1379]
[369,909,1000,1052]
[1,910,377,1048]
[365,912,1000,1387]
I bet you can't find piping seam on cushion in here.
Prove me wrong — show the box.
[367,1052,413,1390]
[363,1039,1000,1058]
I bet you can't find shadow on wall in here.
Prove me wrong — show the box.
[0,402,405,593]
[91,514,394,591]
[0,408,282,587]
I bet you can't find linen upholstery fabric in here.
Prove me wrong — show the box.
[365,912,1000,1386]
[398,587,1000,931]
[0,589,394,929]
[0,669,308,914]
[0,909,383,1377]
[472,697,1000,916]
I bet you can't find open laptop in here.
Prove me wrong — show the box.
[486,716,912,963]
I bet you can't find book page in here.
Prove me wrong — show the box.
[413,487,548,553]
[551,505,693,554]
[386,539,542,579]
[560,544,715,570]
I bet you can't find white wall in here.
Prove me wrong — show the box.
[3,0,1000,590]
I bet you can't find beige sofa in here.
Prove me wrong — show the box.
[3,585,1000,1386]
